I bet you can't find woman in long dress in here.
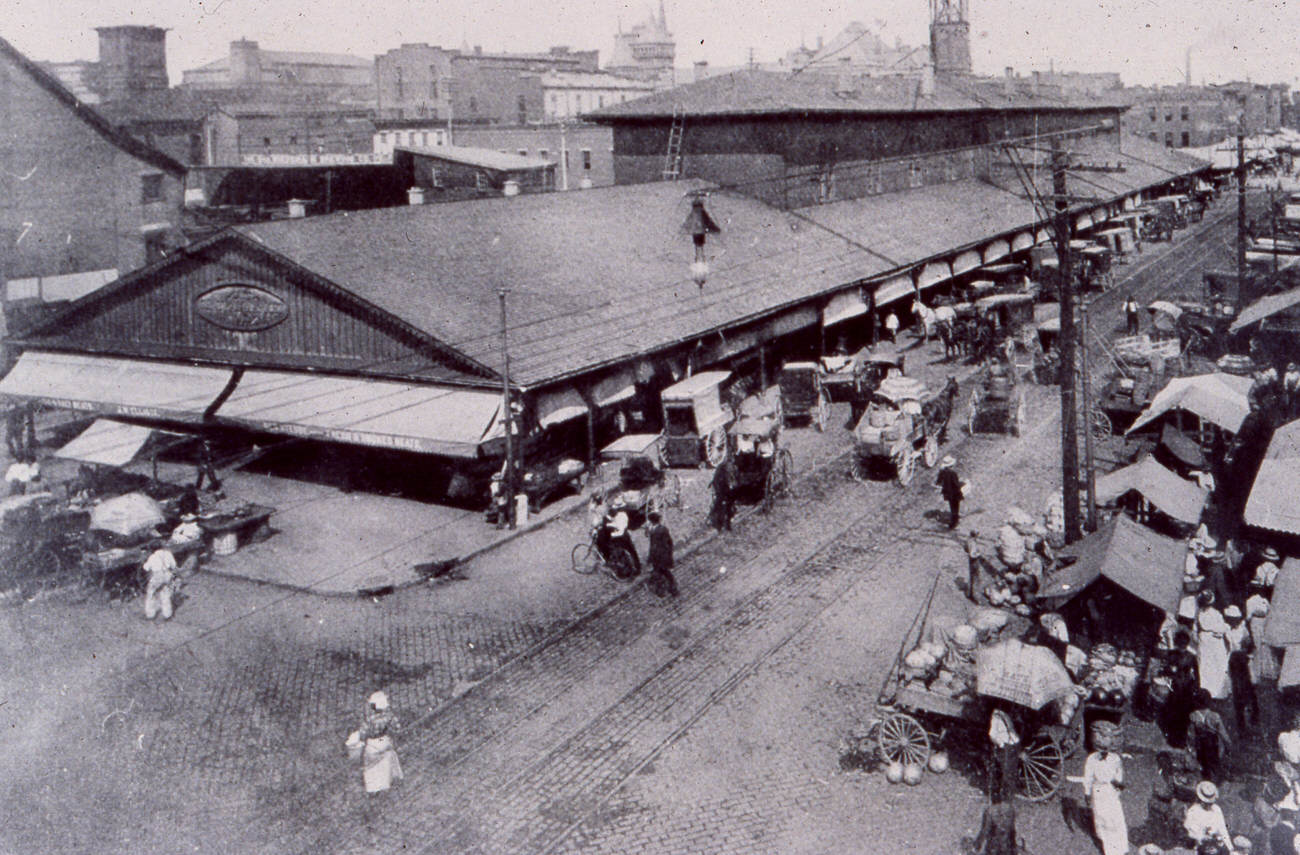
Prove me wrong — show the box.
[1082,721,1129,855]
[358,691,403,794]
[1197,592,1231,700]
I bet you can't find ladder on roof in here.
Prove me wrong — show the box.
[662,102,685,180]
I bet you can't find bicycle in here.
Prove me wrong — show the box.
[571,527,639,580]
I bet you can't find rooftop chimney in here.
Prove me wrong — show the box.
[694,60,709,82]
[407,186,426,205]
[287,199,308,218]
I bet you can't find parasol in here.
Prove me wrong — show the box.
[976,639,1074,710]
[1147,301,1183,333]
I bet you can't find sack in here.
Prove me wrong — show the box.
[345,730,363,761]
[960,480,971,498]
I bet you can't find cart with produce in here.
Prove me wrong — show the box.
[850,575,1082,801]
[594,434,682,528]
[778,361,830,431]
[850,376,944,486]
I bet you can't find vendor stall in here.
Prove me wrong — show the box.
[1094,454,1209,535]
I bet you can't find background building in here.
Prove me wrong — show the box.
[453,123,614,188]
[607,2,676,88]
[0,36,185,316]
[204,103,377,165]
[540,72,654,119]
[180,39,374,104]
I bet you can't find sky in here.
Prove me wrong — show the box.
[0,0,1296,88]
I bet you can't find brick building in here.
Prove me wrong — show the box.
[0,36,185,298]
[1122,86,1228,148]
[181,39,374,104]
[374,44,598,122]
[588,69,1127,201]
[453,123,614,188]
[204,103,377,165]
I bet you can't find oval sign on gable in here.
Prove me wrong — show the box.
[195,285,289,332]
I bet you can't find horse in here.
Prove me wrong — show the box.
[937,320,957,360]
[922,375,962,444]
[912,301,936,344]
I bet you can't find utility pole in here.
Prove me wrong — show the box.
[1236,131,1247,287]
[559,121,570,191]
[498,286,516,529]
[1079,301,1097,532]
[1052,136,1082,544]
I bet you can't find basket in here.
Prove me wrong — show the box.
[212,532,238,556]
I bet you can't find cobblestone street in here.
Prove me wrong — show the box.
[0,197,1268,855]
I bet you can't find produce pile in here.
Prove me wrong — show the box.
[1075,643,1142,707]
[900,609,1012,698]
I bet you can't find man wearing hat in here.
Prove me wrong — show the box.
[1184,781,1231,848]
[1254,548,1281,597]
[1083,720,1129,855]
[935,456,965,530]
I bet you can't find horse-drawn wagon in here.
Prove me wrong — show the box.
[851,375,959,485]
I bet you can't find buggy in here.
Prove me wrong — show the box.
[727,389,793,512]
[778,361,830,431]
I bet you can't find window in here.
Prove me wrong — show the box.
[1181,131,1190,147]
[475,171,488,191]
[263,137,271,147]
[1148,107,1156,122]
[144,232,167,264]
[396,67,404,100]
[1149,132,1158,141]
[1165,110,1173,122]
[538,148,549,159]
[1164,132,1174,147]
[907,160,923,188]
[517,94,527,124]
[598,95,604,107]
[140,173,164,203]
[468,97,478,116]
[421,132,429,145]
[378,132,387,143]
[289,135,297,144]
[429,66,438,99]
[518,149,528,156]
[1180,105,1190,121]
[188,134,203,164]
[430,167,443,188]
[581,148,592,170]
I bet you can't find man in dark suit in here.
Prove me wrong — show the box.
[936,455,964,529]
[645,511,678,598]
[710,458,735,532]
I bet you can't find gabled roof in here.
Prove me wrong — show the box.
[190,49,372,73]
[232,179,889,387]
[587,68,1129,121]
[0,36,185,177]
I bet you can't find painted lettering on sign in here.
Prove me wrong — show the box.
[195,285,289,332]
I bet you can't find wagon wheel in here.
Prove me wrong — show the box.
[895,448,916,487]
[922,434,939,468]
[1017,731,1065,802]
[1051,714,1086,760]
[1012,396,1026,437]
[850,454,870,483]
[877,712,931,767]
[704,427,728,468]
[656,439,671,470]
[815,390,831,432]
[605,544,638,580]
[571,542,601,575]
[1088,407,1113,441]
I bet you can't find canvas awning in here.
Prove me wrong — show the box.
[917,262,951,289]
[1245,418,1300,535]
[822,287,868,326]
[591,370,636,408]
[1264,558,1300,646]
[952,250,982,275]
[215,370,502,457]
[1230,286,1300,333]
[1011,232,1035,252]
[1038,515,1185,612]
[1075,212,1094,230]
[982,239,1011,264]
[873,274,916,306]
[1094,454,1209,524]
[1126,373,1254,436]
[0,351,233,422]
[55,419,156,468]
[537,386,589,427]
